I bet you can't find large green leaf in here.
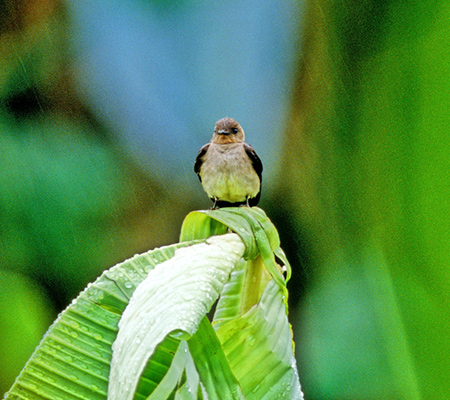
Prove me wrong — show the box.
[188,317,245,400]
[4,240,199,400]
[180,207,302,399]
[108,233,245,400]
[5,207,301,400]
[216,280,302,400]
[181,207,290,298]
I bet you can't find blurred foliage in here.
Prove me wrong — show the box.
[0,270,54,395]
[278,0,450,399]
[0,1,187,394]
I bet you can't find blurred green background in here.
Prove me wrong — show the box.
[1,0,450,399]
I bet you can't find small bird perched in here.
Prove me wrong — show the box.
[194,117,263,208]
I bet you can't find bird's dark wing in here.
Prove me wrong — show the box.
[194,143,210,181]
[244,143,263,182]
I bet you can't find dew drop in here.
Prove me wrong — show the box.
[182,293,194,301]
[63,354,73,363]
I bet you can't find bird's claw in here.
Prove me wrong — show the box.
[210,197,218,210]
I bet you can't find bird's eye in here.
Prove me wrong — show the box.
[232,128,238,134]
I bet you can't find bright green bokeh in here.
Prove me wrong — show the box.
[281,1,450,399]
[0,270,54,395]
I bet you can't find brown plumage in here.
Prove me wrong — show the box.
[195,117,262,208]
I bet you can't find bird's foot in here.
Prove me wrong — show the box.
[210,197,219,210]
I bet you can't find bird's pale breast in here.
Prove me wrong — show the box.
[200,143,260,203]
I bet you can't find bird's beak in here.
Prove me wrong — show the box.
[218,129,230,135]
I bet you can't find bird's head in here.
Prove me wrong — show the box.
[212,117,245,144]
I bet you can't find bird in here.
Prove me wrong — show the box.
[194,117,263,209]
